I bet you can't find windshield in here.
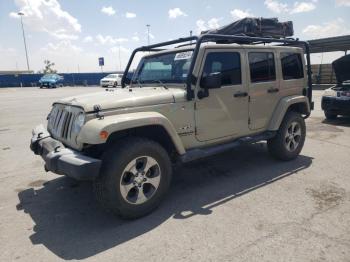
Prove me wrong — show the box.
[106,74,118,78]
[134,50,193,84]
[42,74,58,79]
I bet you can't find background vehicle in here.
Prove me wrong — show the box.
[39,74,64,88]
[322,55,350,120]
[31,29,313,219]
[100,74,122,87]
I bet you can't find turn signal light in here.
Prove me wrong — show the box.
[99,131,109,140]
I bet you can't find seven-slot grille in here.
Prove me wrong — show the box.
[48,105,81,141]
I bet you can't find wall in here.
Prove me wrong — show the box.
[0,72,124,87]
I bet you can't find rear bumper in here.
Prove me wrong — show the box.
[321,96,350,115]
[30,125,101,181]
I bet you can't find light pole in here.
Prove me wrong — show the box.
[146,24,150,46]
[18,12,30,72]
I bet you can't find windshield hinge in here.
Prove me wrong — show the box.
[93,104,104,120]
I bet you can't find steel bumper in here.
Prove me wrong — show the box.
[30,125,101,180]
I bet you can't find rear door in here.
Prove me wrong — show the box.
[247,51,280,130]
[195,49,249,141]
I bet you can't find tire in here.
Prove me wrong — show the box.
[267,111,306,161]
[324,111,337,120]
[113,81,118,87]
[93,137,172,219]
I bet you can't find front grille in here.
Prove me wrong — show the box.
[48,104,83,148]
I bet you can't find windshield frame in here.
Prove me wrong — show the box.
[132,49,193,86]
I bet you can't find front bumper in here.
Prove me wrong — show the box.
[30,125,101,180]
[321,96,350,115]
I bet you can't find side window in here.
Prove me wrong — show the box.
[202,52,241,86]
[249,52,276,83]
[281,52,304,80]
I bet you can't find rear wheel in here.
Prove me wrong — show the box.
[94,137,172,219]
[268,111,306,161]
[324,110,337,120]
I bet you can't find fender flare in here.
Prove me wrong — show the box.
[268,95,310,131]
[77,112,186,155]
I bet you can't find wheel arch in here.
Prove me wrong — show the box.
[268,95,310,131]
[77,112,186,156]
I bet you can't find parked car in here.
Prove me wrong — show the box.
[100,74,122,87]
[321,55,350,120]
[39,74,64,88]
[30,29,313,219]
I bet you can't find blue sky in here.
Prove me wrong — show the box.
[0,0,349,72]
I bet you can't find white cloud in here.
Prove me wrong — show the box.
[264,0,289,13]
[132,33,140,42]
[110,46,131,54]
[264,0,318,14]
[95,34,128,45]
[168,8,187,19]
[302,18,350,38]
[230,9,254,19]
[336,0,350,6]
[196,18,221,33]
[290,1,317,14]
[9,0,81,40]
[83,36,93,43]
[125,12,136,18]
[41,40,82,54]
[101,6,116,16]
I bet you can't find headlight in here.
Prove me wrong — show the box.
[73,112,85,133]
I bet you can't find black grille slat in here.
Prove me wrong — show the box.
[49,105,81,145]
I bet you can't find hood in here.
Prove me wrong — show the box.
[333,54,350,84]
[55,86,187,112]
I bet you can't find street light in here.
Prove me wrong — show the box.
[146,24,150,46]
[18,12,30,72]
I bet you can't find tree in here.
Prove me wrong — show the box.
[42,60,57,74]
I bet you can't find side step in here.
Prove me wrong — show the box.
[180,131,276,163]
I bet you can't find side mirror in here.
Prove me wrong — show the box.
[200,72,222,89]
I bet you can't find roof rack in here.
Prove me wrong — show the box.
[122,34,312,104]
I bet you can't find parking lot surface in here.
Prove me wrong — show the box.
[0,87,349,261]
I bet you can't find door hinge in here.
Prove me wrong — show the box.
[248,96,251,102]
[248,117,251,125]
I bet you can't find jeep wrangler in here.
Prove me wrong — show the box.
[30,33,313,219]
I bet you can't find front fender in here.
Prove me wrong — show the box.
[268,95,310,131]
[77,112,186,155]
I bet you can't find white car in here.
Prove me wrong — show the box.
[100,74,122,87]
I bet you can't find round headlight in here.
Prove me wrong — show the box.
[73,113,85,133]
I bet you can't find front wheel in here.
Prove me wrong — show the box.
[94,137,172,219]
[267,111,306,161]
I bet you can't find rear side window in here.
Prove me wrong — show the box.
[202,52,241,86]
[249,52,276,83]
[281,52,304,80]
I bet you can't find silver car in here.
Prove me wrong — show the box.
[100,74,122,87]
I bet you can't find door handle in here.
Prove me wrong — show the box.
[234,92,248,98]
[267,88,279,93]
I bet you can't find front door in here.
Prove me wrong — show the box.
[247,51,280,130]
[195,49,249,142]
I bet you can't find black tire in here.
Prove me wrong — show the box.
[324,111,337,120]
[267,111,306,161]
[93,137,172,219]
[113,81,118,87]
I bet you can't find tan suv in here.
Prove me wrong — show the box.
[30,34,313,219]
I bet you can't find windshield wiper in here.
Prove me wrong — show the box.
[148,80,168,89]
